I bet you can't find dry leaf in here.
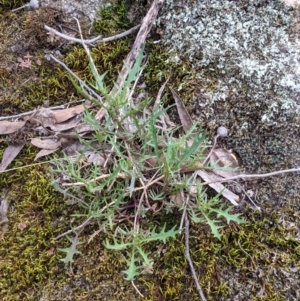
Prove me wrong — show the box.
[48,116,81,132]
[52,105,86,123]
[85,151,105,166]
[210,148,240,178]
[0,121,26,134]
[62,140,85,156]
[47,247,56,256]
[17,222,27,231]
[196,170,240,206]
[75,123,94,134]
[95,107,107,121]
[18,57,32,69]
[34,148,58,161]
[169,193,183,207]
[62,140,103,156]
[32,108,56,127]
[0,142,26,171]
[31,138,61,150]
[170,87,193,133]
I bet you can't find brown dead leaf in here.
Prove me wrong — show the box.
[62,140,85,156]
[95,107,107,122]
[210,148,240,178]
[31,138,61,150]
[52,105,87,123]
[85,151,105,166]
[17,222,27,231]
[170,87,193,133]
[75,123,94,134]
[0,120,26,134]
[18,57,32,69]
[31,108,56,127]
[169,193,183,207]
[48,115,81,132]
[47,247,56,256]
[62,140,106,158]
[34,148,58,161]
[54,123,94,138]
[0,142,26,171]
[196,170,240,206]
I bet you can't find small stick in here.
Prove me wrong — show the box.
[201,167,300,185]
[131,280,144,298]
[46,54,103,102]
[132,175,165,192]
[61,172,127,187]
[0,100,86,121]
[113,0,165,91]
[201,134,219,166]
[11,0,39,12]
[44,24,140,46]
[184,214,207,301]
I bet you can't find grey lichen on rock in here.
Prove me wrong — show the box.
[157,0,300,171]
[158,0,300,122]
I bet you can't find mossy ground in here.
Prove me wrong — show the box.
[0,1,300,300]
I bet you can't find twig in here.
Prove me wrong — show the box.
[201,167,300,185]
[54,216,92,240]
[184,214,207,301]
[132,174,165,192]
[201,134,219,166]
[133,168,162,231]
[179,190,189,232]
[232,180,261,211]
[61,172,127,187]
[114,0,165,91]
[46,54,103,102]
[131,280,144,298]
[154,76,172,141]
[0,159,56,173]
[44,24,140,46]
[0,100,86,121]
[237,239,256,267]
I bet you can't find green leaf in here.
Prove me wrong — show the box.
[205,217,223,240]
[141,224,179,244]
[123,250,140,281]
[125,45,145,85]
[104,236,131,250]
[213,204,244,224]
[58,234,83,264]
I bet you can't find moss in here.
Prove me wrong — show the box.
[0,0,24,13]
[0,148,66,300]
[93,0,132,35]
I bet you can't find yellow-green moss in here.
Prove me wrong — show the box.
[0,149,64,300]
[93,0,132,35]
[0,0,24,13]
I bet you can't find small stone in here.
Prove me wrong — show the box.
[217,126,228,137]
